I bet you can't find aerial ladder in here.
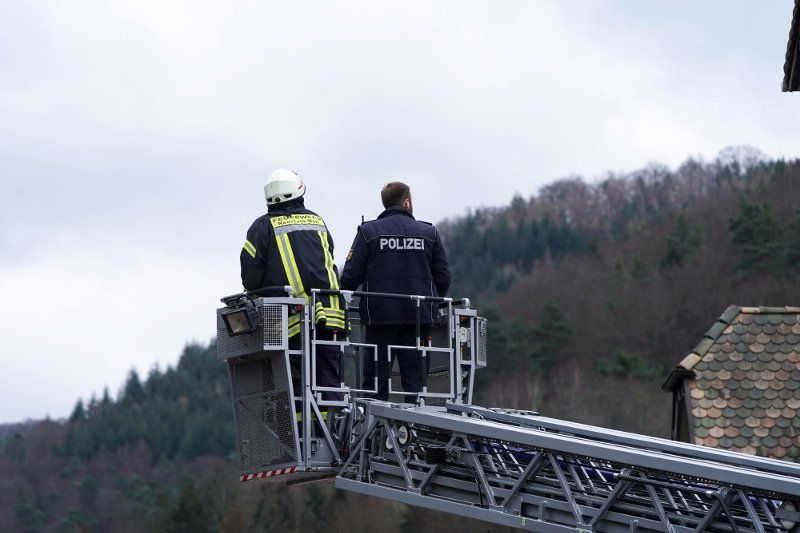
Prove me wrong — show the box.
[216,289,800,532]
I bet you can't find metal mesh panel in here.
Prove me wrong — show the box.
[259,303,285,348]
[425,372,449,406]
[216,325,252,360]
[229,357,296,473]
[231,358,275,395]
[216,303,288,360]
[389,359,450,405]
[476,316,487,367]
[235,391,295,470]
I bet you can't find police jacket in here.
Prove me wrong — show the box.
[339,206,451,326]
[240,198,345,337]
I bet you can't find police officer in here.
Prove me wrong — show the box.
[240,169,345,402]
[340,181,451,402]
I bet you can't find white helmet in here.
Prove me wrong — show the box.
[264,169,306,205]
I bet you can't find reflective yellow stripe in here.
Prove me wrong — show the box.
[314,301,327,326]
[320,304,345,329]
[325,317,346,329]
[274,233,306,299]
[288,314,301,337]
[318,231,339,296]
[296,411,328,422]
[243,239,256,258]
[284,237,306,298]
[325,306,345,329]
[317,230,342,317]
[313,301,347,330]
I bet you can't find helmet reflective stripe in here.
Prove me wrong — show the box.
[264,169,306,205]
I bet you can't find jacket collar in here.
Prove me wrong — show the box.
[268,197,306,215]
[377,205,414,220]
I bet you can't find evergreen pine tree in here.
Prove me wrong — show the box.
[529,300,573,370]
[14,489,44,533]
[68,399,86,423]
[517,219,544,271]
[728,198,784,274]
[782,209,800,270]
[162,482,212,533]
[121,370,146,404]
[660,215,702,269]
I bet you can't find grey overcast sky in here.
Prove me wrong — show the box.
[1,1,798,423]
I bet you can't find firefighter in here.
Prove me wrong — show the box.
[340,181,451,402]
[240,169,345,403]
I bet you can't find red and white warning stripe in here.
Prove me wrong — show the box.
[241,467,297,481]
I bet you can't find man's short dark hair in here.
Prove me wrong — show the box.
[381,182,411,208]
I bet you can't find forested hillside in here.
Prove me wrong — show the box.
[2,146,799,532]
[0,344,511,532]
[442,146,800,434]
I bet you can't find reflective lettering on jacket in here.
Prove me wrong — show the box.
[271,214,326,232]
[378,237,425,251]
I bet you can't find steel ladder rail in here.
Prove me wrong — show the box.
[336,402,800,533]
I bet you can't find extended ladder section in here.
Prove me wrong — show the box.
[336,402,800,533]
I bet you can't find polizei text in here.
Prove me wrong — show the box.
[379,237,425,250]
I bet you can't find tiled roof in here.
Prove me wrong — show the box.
[665,306,800,460]
[785,0,800,91]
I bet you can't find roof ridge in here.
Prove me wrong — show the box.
[739,306,800,314]
[661,304,800,392]
[688,305,741,362]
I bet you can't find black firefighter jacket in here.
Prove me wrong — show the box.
[240,198,345,337]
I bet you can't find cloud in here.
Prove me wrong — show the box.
[1,0,798,422]
[0,226,233,422]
